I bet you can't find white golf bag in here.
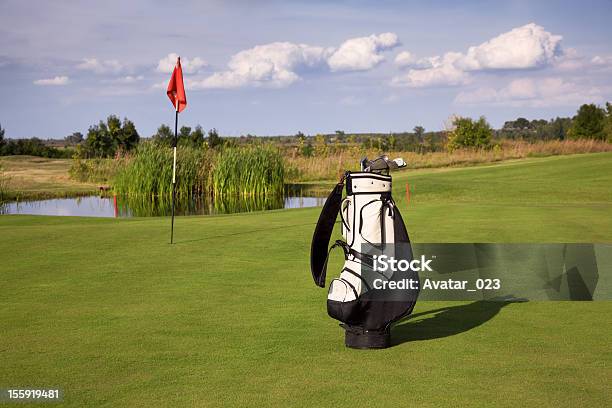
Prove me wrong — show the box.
[311,157,419,349]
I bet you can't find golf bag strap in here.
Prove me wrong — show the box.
[310,179,345,287]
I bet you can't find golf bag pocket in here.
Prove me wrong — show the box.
[327,279,361,322]
[340,196,354,242]
[359,199,383,244]
[358,198,394,248]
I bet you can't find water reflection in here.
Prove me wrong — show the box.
[0,191,328,218]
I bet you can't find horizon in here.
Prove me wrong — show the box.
[1,0,611,139]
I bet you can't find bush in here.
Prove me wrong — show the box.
[81,115,140,158]
[69,157,123,183]
[569,104,606,140]
[1,137,73,158]
[447,116,493,151]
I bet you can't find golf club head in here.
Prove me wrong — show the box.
[362,155,407,174]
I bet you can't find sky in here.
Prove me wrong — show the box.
[1,0,611,138]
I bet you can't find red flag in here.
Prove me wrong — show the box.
[166,57,187,112]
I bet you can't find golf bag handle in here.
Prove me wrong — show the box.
[310,176,346,287]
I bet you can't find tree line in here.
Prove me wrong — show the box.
[288,102,612,154]
[1,101,610,158]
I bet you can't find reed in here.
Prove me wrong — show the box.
[114,142,206,198]
[211,145,285,197]
[113,142,285,199]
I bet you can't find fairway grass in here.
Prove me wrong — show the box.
[1,153,611,407]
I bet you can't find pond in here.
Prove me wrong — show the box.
[0,186,330,218]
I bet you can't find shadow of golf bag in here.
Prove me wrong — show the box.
[310,163,419,349]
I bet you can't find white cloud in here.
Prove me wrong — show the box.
[105,75,145,84]
[156,53,207,74]
[392,23,563,88]
[394,51,415,67]
[591,55,611,65]
[33,76,69,86]
[392,52,470,88]
[194,42,333,89]
[77,58,125,74]
[590,55,612,71]
[196,33,399,89]
[457,23,562,70]
[328,33,399,72]
[454,77,603,107]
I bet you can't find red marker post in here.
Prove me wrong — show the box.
[406,183,410,205]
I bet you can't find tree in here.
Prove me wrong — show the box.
[207,128,222,149]
[83,115,140,157]
[569,104,606,140]
[0,123,5,154]
[550,117,572,141]
[152,124,174,146]
[515,117,531,130]
[117,118,139,152]
[413,125,425,141]
[190,125,205,148]
[301,140,314,157]
[447,116,493,150]
[85,122,113,157]
[179,126,192,144]
[65,132,84,145]
[604,102,612,142]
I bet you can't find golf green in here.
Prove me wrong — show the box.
[1,153,610,407]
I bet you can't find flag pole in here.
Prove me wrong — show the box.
[170,93,178,244]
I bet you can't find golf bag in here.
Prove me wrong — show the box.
[310,157,419,349]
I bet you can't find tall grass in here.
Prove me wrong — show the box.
[0,164,10,202]
[69,158,124,183]
[112,142,285,198]
[286,139,612,182]
[212,145,284,197]
[114,142,207,198]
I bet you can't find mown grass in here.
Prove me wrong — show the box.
[1,153,611,407]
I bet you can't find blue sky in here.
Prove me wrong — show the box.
[1,0,611,138]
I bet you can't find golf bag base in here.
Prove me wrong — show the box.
[343,325,390,349]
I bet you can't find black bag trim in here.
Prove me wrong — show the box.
[346,172,392,195]
[347,172,392,181]
[310,181,344,287]
[342,267,371,291]
[339,277,360,300]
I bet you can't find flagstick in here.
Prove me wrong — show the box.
[170,103,178,244]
